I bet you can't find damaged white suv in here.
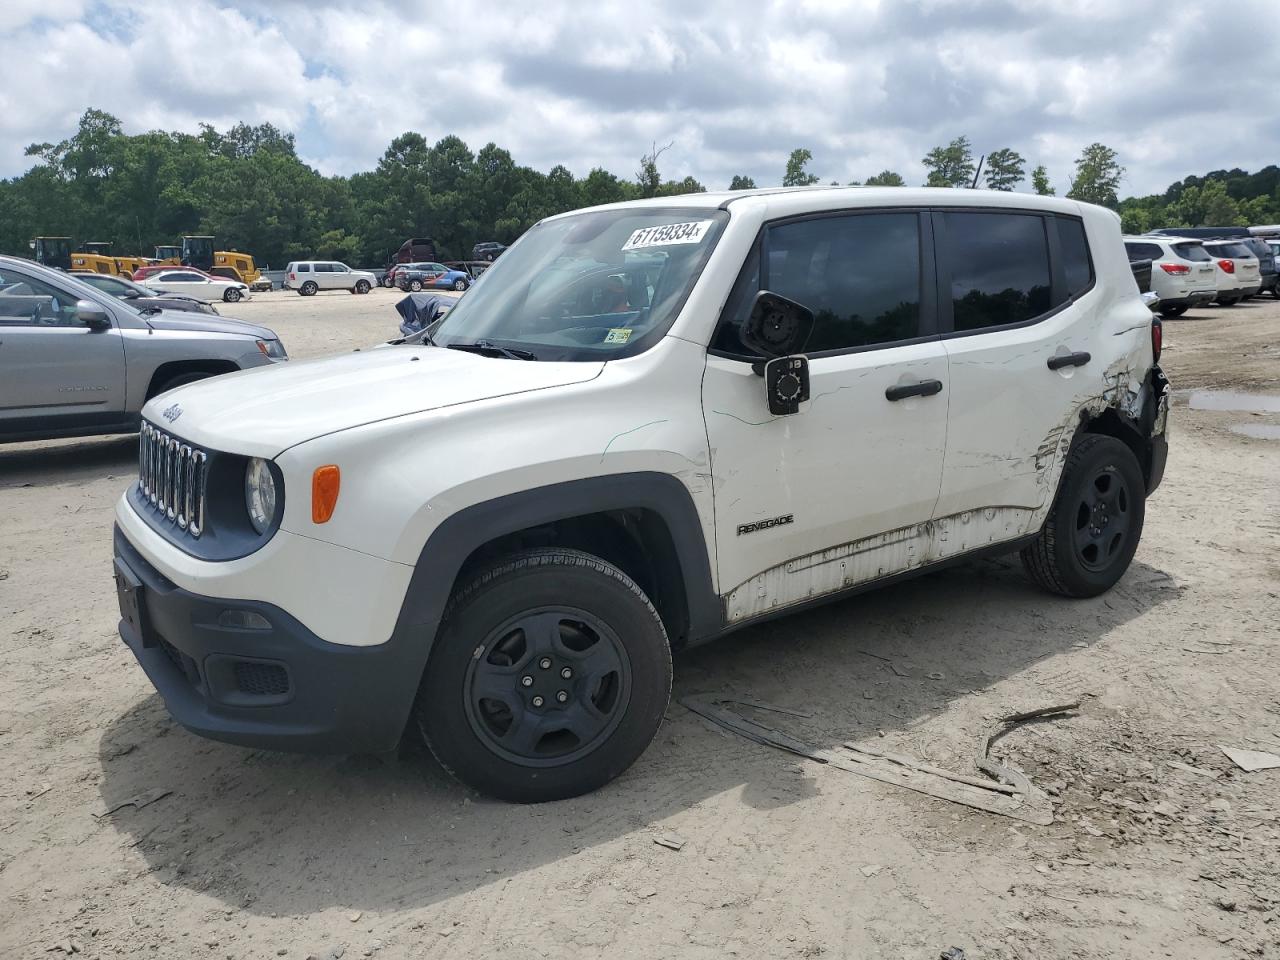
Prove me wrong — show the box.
[112,188,1169,802]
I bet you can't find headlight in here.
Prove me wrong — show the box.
[256,338,287,360]
[244,458,278,534]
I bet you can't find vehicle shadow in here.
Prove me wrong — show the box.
[96,553,1177,917]
[0,434,136,486]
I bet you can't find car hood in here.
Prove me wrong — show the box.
[143,345,605,458]
[142,309,275,340]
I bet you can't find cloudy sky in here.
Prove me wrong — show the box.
[4,0,1277,197]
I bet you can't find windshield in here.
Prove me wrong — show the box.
[431,207,728,361]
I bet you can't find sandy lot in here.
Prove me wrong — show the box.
[2,287,1279,960]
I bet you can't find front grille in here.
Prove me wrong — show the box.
[233,661,290,697]
[139,422,208,537]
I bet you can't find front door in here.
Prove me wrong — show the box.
[0,265,127,430]
[703,210,949,625]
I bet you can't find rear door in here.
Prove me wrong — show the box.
[0,265,127,430]
[933,209,1099,535]
[152,271,210,299]
[703,209,950,623]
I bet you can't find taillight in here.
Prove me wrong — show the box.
[1151,318,1162,363]
[1219,259,1235,274]
[1159,262,1190,275]
[289,272,296,280]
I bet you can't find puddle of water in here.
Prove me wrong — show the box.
[1188,390,1280,414]
[1230,423,1280,440]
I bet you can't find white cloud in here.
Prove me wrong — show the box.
[2,0,1277,196]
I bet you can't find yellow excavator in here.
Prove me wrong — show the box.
[70,241,123,275]
[153,236,270,290]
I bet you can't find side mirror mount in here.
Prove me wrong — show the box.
[76,300,111,330]
[764,355,810,416]
[741,290,815,358]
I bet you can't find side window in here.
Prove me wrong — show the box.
[0,268,82,326]
[1056,217,1094,299]
[712,213,922,355]
[298,263,312,272]
[942,212,1051,332]
[313,264,332,273]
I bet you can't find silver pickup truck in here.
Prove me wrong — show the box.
[0,255,287,444]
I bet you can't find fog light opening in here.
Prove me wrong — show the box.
[217,609,272,630]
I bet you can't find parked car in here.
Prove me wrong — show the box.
[472,241,507,261]
[284,261,376,296]
[396,262,471,292]
[141,269,252,303]
[1122,236,1217,317]
[71,271,220,315]
[110,189,1167,803]
[1241,237,1277,297]
[0,255,286,443]
[384,261,429,289]
[133,264,217,283]
[1200,240,1261,304]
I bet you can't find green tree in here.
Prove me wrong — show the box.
[1067,143,1125,209]
[863,170,905,186]
[984,148,1025,191]
[782,148,820,187]
[1031,165,1055,196]
[729,175,756,190]
[922,136,975,187]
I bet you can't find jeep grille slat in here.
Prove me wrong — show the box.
[138,422,209,539]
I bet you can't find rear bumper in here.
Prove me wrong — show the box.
[1144,365,1170,496]
[113,526,424,754]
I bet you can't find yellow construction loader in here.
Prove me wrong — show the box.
[154,236,270,290]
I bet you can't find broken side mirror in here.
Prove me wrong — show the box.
[741,291,815,358]
[764,355,810,416]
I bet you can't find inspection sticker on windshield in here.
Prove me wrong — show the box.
[604,328,633,344]
[622,220,714,251]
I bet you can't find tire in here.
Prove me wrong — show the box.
[1020,435,1146,599]
[354,279,370,295]
[415,548,672,803]
[1159,305,1187,318]
[151,370,213,398]
[409,279,423,292]
[223,287,241,303]
[382,275,395,288]
[300,281,318,297]
[453,278,467,291]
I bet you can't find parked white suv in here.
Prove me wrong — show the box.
[284,261,376,296]
[1200,240,1261,304]
[112,189,1169,802]
[1122,235,1217,317]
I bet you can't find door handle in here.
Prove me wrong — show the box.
[885,379,943,402]
[1047,351,1091,371]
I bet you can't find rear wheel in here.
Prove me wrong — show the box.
[1159,305,1187,318]
[354,279,370,295]
[223,287,242,303]
[1021,435,1146,598]
[409,279,423,292]
[300,281,318,297]
[415,549,672,803]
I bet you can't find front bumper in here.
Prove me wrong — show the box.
[113,527,424,753]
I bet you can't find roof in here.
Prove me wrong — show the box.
[545,185,1091,223]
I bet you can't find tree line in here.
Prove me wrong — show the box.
[3,109,1277,269]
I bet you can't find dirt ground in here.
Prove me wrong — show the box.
[2,287,1278,960]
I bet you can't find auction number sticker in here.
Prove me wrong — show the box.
[604,328,633,344]
[622,220,714,251]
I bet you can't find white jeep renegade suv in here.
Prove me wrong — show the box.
[112,188,1170,802]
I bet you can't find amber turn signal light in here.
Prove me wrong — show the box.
[311,465,341,523]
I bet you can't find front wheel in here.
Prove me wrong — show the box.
[453,278,467,291]
[415,549,672,803]
[1021,435,1146,598]
[223,287,242,303]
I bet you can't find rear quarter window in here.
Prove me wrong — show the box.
[1056,217,1094,300]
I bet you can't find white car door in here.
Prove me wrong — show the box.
[932,209,1100,534]
[152,271,210,300]
[703,209,950,624]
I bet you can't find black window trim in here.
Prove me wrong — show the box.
[933,207,1096,340]
[707,205,939,363]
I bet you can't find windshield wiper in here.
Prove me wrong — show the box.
[138,305,163,315]
[447,340,538,361]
